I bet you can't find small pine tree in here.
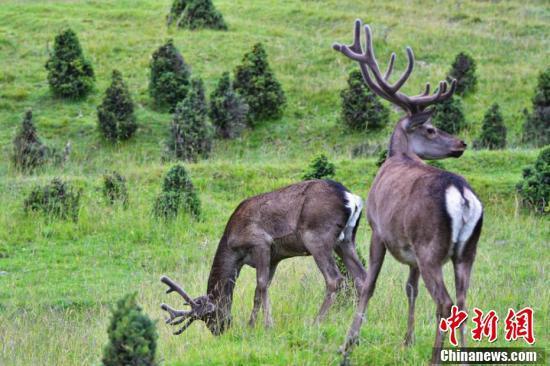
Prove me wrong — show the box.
[45,29,95,99]
[103,171,129,206]
[102,293,158,366]
[516,147,550,214]
[474,103,507,149]
[176,0,227,30]
[448,52,477,96]
[167,0,188,25]
[24,178,81,221]
[303,154,336,180]
[12,109,48,172]
[340,70,389,132]
[209,72,249,139]
[234,43,286,125]
[149,40,191,111]
[522,68,550,147]
[167,78,213,161]
[431,96,467,134]
[97,70,137,141]
[154,164,201,219]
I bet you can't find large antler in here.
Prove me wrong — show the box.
[160,275,201,335]
[333,19,456,115]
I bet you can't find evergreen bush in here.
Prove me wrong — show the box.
[431,96,467,134]
[97,70,137,141]
[45,29,94,99]
[24,178,81,221]
[149,40,191,111]
[209,72,249,138]
[153,164,201,219]
[167,0,188,25]
[447,52,477,96]
[166,78,213,161]
[178,0,227,30]
[516,146,549,214]
[234,43,286,124]
[340,70,389,131]
[303,154,335,180]
[103,171,128,206]
[474,103,507,149]
[12,109,48,172]
[102,293,158,366]
[522,68,550,147]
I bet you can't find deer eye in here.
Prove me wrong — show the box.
[427,127,436,135]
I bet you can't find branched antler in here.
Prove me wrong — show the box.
[161,275,198,307]
[333,19,456,114]
[160,275,198,335]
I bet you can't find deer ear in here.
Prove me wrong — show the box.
[405,109,434,131]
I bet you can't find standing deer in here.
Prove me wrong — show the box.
[333,20,483,364]
[160,179,366,335]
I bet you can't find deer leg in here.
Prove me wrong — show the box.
[248,247,273,328]
[403,266,420,346]
[340,233,386,354]
[335,242,368,294]
[417,259,453,365]
[310,250,344,323]
[453,258,474,347]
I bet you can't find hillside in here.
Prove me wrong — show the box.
[0,1,548,365]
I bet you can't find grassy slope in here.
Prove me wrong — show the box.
[0,0,548,365]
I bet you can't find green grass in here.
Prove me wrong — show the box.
[0,0,548,365]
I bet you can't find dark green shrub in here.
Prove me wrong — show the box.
[209,72,249,138]
[45,29,94,99]
[12,109,47,172]
[431,96,467,134]
[24,178,81,221]
[474,103,507,149]
[303,154,335,180]
[522,68,550,147]
[167,0,188,25]
[178,0,227,30]
[516,147,549,214]
[340,70,389,132]
[154,164,201,219]
[102,293,157,366]
[103,171,128,206]
[447,52,477,96]
[376,148,388,168]
[149,40,191,111]
[97,70,137,141]
[234,43,286,125]
[166,78,213,161]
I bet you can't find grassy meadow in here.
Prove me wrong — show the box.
[0,0,548,365]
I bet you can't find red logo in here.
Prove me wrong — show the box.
[504,307,535,344]
[471,308,499,342]
[439,305,468,346]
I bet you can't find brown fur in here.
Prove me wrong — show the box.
[161,179,367,335]
[334,20,484,365]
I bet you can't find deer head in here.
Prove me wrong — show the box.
[333,20,467,160]
[160,276,228,335]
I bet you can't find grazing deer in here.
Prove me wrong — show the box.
[333,20,483,364]
[160,179,367,335]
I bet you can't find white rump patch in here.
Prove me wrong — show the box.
[445,185,483,258]
[339,192,364,241]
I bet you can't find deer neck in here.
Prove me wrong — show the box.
[206,235,242,324]
[388,119,422,162]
